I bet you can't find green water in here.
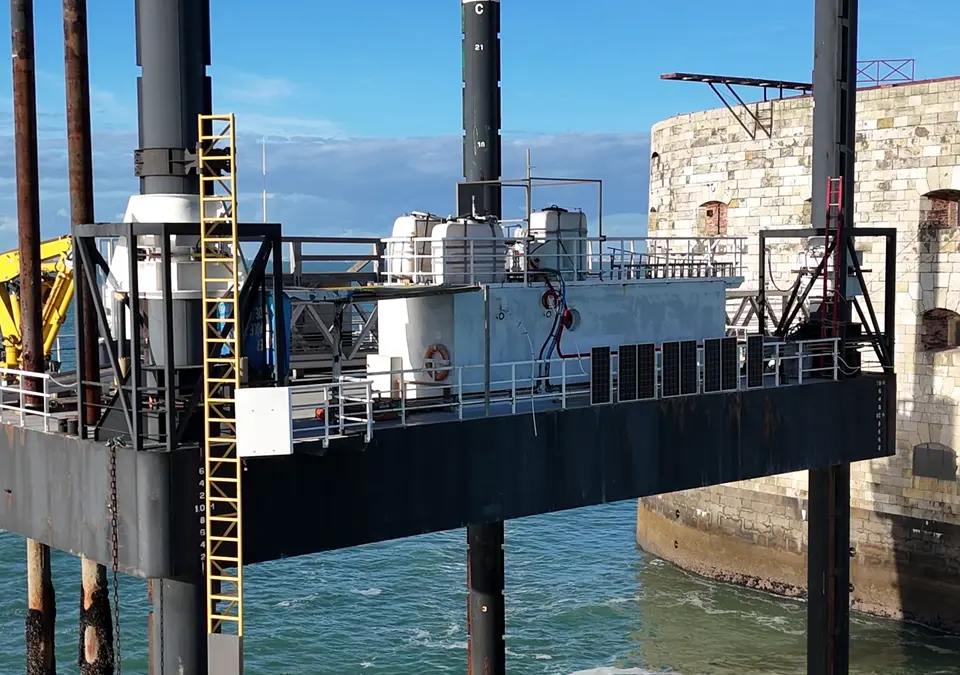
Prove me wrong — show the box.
[2,502,958,673]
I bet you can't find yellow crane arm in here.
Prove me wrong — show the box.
[0,235,75,370]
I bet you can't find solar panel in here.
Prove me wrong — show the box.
[661,341,680,397]
[680,340,698,395]
[746,335,764,389]
[590,346,612,405]
[721,337,738,391]
[618,344,638,402]
[637,343,656,400]
[703,337,722,393]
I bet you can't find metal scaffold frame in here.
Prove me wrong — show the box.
[198,113,244,639]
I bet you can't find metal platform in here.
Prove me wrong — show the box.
[0,369,894,577]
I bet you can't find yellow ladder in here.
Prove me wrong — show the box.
[198,112,244,636]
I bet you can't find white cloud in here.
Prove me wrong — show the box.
[216,69,297,102]
[0,109,651,250]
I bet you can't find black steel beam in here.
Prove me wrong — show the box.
[245,376,891,559]
[808,1,859,673]
[0,375,893,578]
[72,221,281,239]
[461,2,505,672]
[458,0,501,219]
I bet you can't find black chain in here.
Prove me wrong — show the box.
[109,439,122,675]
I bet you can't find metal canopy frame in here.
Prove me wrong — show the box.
[661,59,918,142]
[71,220,287,448]
[756,226,896,372]
[661,73,812,140]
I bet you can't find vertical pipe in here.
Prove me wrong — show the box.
[460,0,501,218]
[13,2,57,673]
[808,1,857,674]
[78,560,114,675]
[63,0,100,426]
[26,540,55,675]
[135,1,210,670]
[462,3,506,674]
[63,5,116,670]
[11,0,42,385]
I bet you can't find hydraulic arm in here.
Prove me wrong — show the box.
[0,234,74,370]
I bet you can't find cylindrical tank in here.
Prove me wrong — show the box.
[430,217,506,284]
[527,206,589,278]
[386,212,440,281]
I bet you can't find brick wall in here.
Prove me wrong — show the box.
[648,78,960,526]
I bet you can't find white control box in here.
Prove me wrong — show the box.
[236,387,294,458]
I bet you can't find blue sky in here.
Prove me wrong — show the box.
[0,0,956,247]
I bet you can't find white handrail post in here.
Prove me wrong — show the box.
[833,339,839,380]
[774,343,781,387]
[43,376,49,432]
[401,376,407,426]
[561,358,567,408]
[323,387,330,447]
[365,381,373,442]
[457,367,464,421]
[511,363,516,414]
[799,343,805,385]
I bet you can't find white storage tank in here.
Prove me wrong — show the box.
[386,212,441,282]
[430,217,506,284]
[527,206,588,278]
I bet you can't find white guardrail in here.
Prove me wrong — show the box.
[0,368,56,431]
[288,336,840,446]
[380,235,747,285]
[0,337,840,446]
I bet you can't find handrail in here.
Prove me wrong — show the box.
[0,368,55,431]
[380,234,747,285]
[286,336,839,446]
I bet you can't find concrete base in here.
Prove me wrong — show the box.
[636,486,960,633]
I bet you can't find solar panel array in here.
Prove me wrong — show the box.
[618,344,638,402]
[746,334,764,388]
[590,345,612,405]
[703,338,722,393]
[584,336,763,406]
[637,343,656,400]
[721,336,738,390]
[680,340,698,395]
[661,341,680,397]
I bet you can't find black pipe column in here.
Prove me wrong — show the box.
[458,0,501,219]
[807,0,857,673]
[135,1,211,673]
[461,2,506,674]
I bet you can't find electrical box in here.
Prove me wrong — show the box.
[236,386,294,458]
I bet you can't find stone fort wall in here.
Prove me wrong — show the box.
[636,77,960,631]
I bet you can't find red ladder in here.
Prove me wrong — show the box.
[821,176,844,339]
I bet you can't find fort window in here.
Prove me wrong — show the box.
[648,207,658,233]
[920,190,960,229]
[802,198,812,224]
[698,201,727,236]
[920,308,960,351]
[651,151,660,166]
[912,442,957,482]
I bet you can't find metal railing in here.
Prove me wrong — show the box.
[0,367,56,431]
[287,336,838,445]
[381,235,747,286]
[290,377,374,448]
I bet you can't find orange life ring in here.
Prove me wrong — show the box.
[424,343,451,382]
